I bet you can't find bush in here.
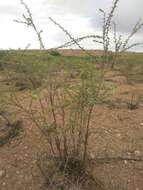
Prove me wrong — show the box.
[0,114,23,146]
[0,50,7,60]
[10,60,110,190]
[10,0,143,188]
[50,50,61,56]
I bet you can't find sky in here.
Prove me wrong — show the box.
[0,0,143,51]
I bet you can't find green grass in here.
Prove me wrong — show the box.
[116,53,143,83]
[0,50,143,86]
[0,50,96,94]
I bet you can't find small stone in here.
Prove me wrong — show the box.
[32,160,37,164]
[0,170,6,178]
[19,175,24,178]
[5,174,9,178]
[38,184,42,187]
[25,154,28,157]
[136,163,143,170]
[127,152,132,156]
[140,123,143,126]
[90,153,95,159]
[16,170,20,174]
[124,160,128,164]
[25,175,32,181]
[2,182,6,186]
[134,150,141,157]
[116,133,121,137]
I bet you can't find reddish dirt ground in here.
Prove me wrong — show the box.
[0,72,143,190]
[58,49,105,56]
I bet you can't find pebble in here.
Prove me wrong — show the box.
[127,179,131,183]
[16,170,20,174]
[2,182,6,186]
[32,160,37,164]
[25,154,29,157]
[90,153,95,159]
[134,150,142,157]
[124,160,128,165]
[127,152,132,157]
[116,133,121,137]
[136,163,143,170]
[5,174,9,178]
[19,174,24,178]
[0,170,6,178]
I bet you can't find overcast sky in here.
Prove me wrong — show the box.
[0,0,143,51]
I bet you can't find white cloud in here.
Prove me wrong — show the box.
[0,0,143,51]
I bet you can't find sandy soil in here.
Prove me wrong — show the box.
[0,71,143,190]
